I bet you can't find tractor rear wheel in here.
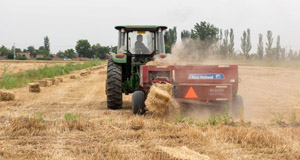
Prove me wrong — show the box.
[132,91,145,114]
[230,95,244,118]
[106,59,122,110]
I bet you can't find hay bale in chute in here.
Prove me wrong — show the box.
[145,83,173,115]
[0,90,15,101]
[29,83,40,93]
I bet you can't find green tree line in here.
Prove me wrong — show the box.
[0,37,114,60]
[177,21,300,61]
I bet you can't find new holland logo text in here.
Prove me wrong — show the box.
[188,74,225,80]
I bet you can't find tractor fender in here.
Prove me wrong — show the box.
[111,53,127,63]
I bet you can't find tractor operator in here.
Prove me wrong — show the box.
[135,34,150,54]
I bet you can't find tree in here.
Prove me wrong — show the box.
[44,36,50,55]
[111,46,118,53]
[27,46,36,58]
[280,48,286,61]
[75,40,92,58]
[288,48,293,60]
[165,44,171,53]
[229,28,235,55]
[257,33,264,60]
[64,49,76,58]
[190,29,198,39]
[164,26,177,46]
[220,29,229,58]
[91,43,109,59]
[193,21,219,46]
[37,46,48,56]
[15,48,22,53]
[0,45,13,58]
[192,21,219,59]
[240,29,252,59]
[164,27,177,53]
[275,36,281,60]
[265,30,273,59]
[181,30,191,39]
[57,50,65,58]
[219,29,223,43]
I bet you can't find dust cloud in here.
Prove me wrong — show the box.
[154,39,220,65]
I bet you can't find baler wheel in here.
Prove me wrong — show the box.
[230,95,244,118]
[106,59,122,110]
[132,91,145,114]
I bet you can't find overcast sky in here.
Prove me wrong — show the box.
[1,0,300,53]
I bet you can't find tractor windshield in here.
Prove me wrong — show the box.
[128,31,154,54]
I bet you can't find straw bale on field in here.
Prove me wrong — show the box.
[80,72,89,76]
[44,78,56,85]
[145,83,173,115]
[0,90,15,101]
[70,75,77,79]
[34,80,49,87]
[29,83,41,92]
[56,78,63,83]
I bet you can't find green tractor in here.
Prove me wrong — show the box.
[106,25,168,111]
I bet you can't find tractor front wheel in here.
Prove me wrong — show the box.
[132,91,145,114]
[106,59,122,110]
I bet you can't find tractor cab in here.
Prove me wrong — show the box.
[115,25,167,61]
[106,25,168,110]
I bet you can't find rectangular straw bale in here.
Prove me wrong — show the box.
[29,83,41,92]
[0,90,15,101]
[155,83,173,96]
[70,75,77,79]
[44,78,55,85]
[80,72,88,76]
[53,79,59,85]
[56,78,63,83]
[151,86,171,101]
[34,80,49,87]
[145,85,170,115]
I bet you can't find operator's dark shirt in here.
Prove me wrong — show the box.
[135,41,149,54]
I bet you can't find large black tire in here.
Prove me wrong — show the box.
[106,59,122,110]
[132,91,145,114]
[230,95,244,118]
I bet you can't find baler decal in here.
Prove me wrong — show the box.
[188,74,225,80]
[185,87,198,99]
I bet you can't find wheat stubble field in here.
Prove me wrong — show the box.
[0,60,83,78]
[0,61,300,160]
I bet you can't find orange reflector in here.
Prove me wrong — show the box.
[116,53,125,58]
[185,87,198,99]
[159,53,166,58]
